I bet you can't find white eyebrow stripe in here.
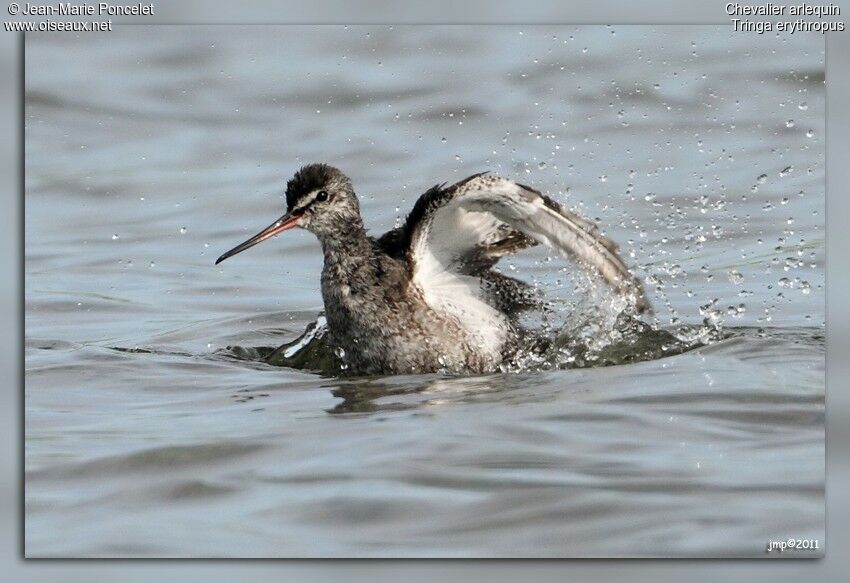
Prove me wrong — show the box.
[293,190,320,212]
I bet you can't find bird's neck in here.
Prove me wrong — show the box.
[318,219,373,269]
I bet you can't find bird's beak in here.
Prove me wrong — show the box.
[215,212,301,265]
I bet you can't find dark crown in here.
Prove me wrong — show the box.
[286,163,347,210]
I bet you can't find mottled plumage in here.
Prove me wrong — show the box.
[217,163,650,375]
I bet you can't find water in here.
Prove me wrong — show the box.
[25,26,824,557]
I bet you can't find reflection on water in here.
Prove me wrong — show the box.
[25,26,824,557]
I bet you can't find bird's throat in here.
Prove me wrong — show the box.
[319,223,372,271]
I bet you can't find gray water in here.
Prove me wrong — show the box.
[25,26,824,557]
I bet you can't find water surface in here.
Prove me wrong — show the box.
[25,26,824,557]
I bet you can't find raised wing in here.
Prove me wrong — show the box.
[391,173,651,314]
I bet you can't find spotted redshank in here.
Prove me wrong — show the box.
[216,163,649,374]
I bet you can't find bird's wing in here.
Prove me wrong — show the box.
[395,173,651,313]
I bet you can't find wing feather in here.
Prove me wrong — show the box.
[399,173,651,314]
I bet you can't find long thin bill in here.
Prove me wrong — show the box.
[215,214,300,265]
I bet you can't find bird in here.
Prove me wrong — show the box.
[216,163,650,375]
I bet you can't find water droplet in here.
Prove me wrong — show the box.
[537,161,547,169]
[440,137,447,143]
[798,102,808,110]
[727,270,743,285]
[779,165,793,177]
[598,175,607,182]
[786,119,795,128]
[800,280,811,295]
[806,129,815,138]
[111,234,119,240]
[756,173,768,184]
[179,226,187,234]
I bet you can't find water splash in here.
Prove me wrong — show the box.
[253,307,710,377]
[253,271,713,377]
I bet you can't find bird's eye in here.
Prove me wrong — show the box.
[315,190,329,202]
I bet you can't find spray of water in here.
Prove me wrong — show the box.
[256,266,716,376]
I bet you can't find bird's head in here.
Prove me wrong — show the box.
[215,163,361,265]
